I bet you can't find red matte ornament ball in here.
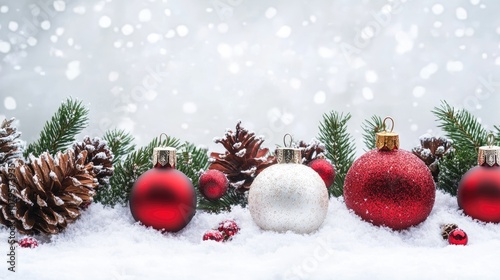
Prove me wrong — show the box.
[448,228,468,246]
[18,237,38,248]
[343,149,435,230]
[457,165,500,223]
[199,169,229,200]
[130,168,196,232]
[203,230,224,242]
[308,159,336,188]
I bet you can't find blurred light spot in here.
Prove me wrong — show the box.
[456,7,467,20]
[290,78,301,89]
[73,6,86,14]
[447,61,463,72]
[265,7,277,19]
[433,21,442,28]
[108,71,119,82]
[181,123,189,130]
[164,9,171,16]
[432,4,444,15]
[318,46,334,58]
[8,21,18,31]
[217,23,229,33]
[365,70,378,83]
[165,30,175,38]
[121,24,134,35]
[27,37,37,46]
[420,63,438,79]
[0,41,11,53]
[410,124,418,131]
[147,33,161,43]
[66,60,81,80]
[228,63,240,73]
[0,6,9,13]
[176,25,189,37]
[495,57,500,65]
[183,102,197,114]
[362,87,374,100]
[41,20,51,30]
[314,91,326,104]
[99,16,111,28]
[276,25,291,38]
[53,1,66,12]
[138,9,152,22]
[217,43,232,58]
[470,0,480,5]
[413,86,426,98]
[4,97,16,110]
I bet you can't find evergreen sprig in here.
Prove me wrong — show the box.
[318,111,356,197]
[176,142,209,187]
[361,115,384,151]
[197,188,247,213]
[96,136,181,206]
[24,98,89,157]
[432,101,489,195]
[103,129,136,164]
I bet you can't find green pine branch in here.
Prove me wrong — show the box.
[24,98,89,157]
[432,101,489,195]
[361,115,384,151]
[432,101,488,150]
[96,136,181,206]
[197,188,247,213]
[495,125,500,144]
[318,111,356,197]
[103,129,136,164]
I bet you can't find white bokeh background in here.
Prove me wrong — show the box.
[0,0,499,153]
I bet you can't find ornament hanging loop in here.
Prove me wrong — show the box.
[283,133,293,148]
[159,133,169,146]
[383,116,395,133]
[487,133,495,147]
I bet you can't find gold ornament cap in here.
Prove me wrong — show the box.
[375,116,400,151]
[478,134,500,167]
[153,133,177,168]
[276,134,301,164]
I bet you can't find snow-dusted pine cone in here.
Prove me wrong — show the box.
[0,118,23,165]
[0,150,98,235]
[412,134,453,182]
[297,138,326,165]
[209,121,276,192]
[73,136,113,188]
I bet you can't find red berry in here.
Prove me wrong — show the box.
[202,230,224,242]
[199,170,229,200]
[218,220,240,238]
[18,237,38,248]
[308,159,336,188]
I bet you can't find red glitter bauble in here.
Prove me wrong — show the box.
[448,228,468,245]
[18,237,38,248]
[202,230,224,242]
[218,220,240,238]
[307,159,336,188]
[458,165,500,223]
[198,170,229,200]
[130,168,196,232]
[343,149,435,230]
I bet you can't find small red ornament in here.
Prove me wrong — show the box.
[458,135,500,223]
[130,135,196,232]
[307,158,335,188]
[218,220,240,238]
[448,228,468,246]
[202,230,224,242]
[18,237,38,248]
[198,169,229,200]
[343,117,435,230]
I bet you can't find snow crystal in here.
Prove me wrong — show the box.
[235,149,246,157]
[94,152,108,159]
[240,167,256,175]
[233,142,242,149]
[419,133,434,142]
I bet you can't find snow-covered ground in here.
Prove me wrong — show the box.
[2,190,500,280]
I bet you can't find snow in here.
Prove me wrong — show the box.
[2,190,500,279]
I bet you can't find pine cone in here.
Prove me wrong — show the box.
[209,121,276,191]
[0,150,98,235]
[298,138,326,165]
[0,118,23,165]
[412,134,453,182]
[73,136,113,188]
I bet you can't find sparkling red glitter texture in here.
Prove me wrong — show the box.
[458,165,500,223]
[344,149,436,230]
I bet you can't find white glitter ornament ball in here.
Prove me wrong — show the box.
[248,163,329,234]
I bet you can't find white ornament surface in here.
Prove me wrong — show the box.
[248,164,329,234]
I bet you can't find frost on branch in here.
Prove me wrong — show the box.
[412,134,453,182]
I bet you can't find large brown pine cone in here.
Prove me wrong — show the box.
[297,138,326,165]
[0,150,98,235]
[73,136,114,188]
[0,118,23,165]
[209,121,276,191]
